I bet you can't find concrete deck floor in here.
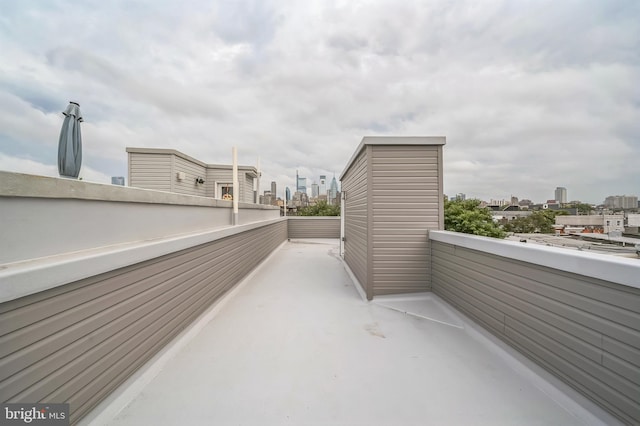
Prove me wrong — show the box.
[85,240,618,426]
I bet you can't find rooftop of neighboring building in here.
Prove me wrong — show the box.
[507,233,640,258]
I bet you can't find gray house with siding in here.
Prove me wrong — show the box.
[340,136,446,300]
[127,147,258,203]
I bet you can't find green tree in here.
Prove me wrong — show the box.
[502,216,536,233]
[503,210,564,234]
[297,200,340,216]
[444,199,506,238]
[565,202,593,214]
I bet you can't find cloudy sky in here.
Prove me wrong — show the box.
[1,0,638,204]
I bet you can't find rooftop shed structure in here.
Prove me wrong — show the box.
[339,136,446,300]
[127,148,258,203]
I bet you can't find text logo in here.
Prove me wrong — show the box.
[1,404,69,426]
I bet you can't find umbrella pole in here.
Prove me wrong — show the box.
[232,147,239,225]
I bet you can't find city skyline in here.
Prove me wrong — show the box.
[448,190,639,207]
[1,1,638,204]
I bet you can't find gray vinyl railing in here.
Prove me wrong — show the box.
[287,216,340,239]
[0,220,287,424]
[429,230,640,425]
[0,209,343,425]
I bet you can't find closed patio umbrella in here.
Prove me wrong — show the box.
[58,101,83,178]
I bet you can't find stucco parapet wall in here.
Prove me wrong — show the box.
[339,136,446,181]
[126,147,259,177]
[0,218,287,304]
[429,230,640,290]
[0,171,277,210]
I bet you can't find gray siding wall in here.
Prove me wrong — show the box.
[431,241,640,425]
[371,145,442,295]
[204,167,220,197]
[288,217,340,239]
[243,174,255,203]
[127,150,255,203]
[206,168,232,199]
[128,152,171,192]
[341,149,369,298]
[0,220,287,425]
[173,155,207,197]
[205,169,254,203]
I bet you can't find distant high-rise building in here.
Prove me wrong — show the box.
[292,191,309,208]
[285,187,291,203]
[555,187,567,204]
[511,196,518,206]
[271,181,277,199]
[455,193,466,201]
[604,195,638,209]
[329,176,339,203]
[296,170,307,195]
[111,176,125,186]
[319,175,327,196]
[261,190,274,206]
[311,183,319,198]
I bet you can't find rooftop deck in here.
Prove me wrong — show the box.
[3,166,638,425]
[82,240,617,426]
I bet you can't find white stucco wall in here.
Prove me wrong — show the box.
[0,171,279,265]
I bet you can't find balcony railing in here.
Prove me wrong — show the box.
[429,230,640,425]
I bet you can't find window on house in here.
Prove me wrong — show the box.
[216,183,233,200]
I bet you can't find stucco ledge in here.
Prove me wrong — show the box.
[428,230,640,290]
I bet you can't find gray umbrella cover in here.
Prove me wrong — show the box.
[58,102,83,178]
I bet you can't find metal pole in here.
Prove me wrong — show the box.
[340,191,345,257]
[255,157,261,204]
[232,147,239,225]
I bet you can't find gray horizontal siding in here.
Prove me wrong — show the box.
[371,145,441,296]
[128,153,171,192]
[431,240,640,425]
[242,174,254,204]
[128,152,254,202]
[342,148,368,298]
[206,170,254,203]
[288,217,340,239]
[206,169,232,198]
[173,155,207,197]
[0,220,287,425]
